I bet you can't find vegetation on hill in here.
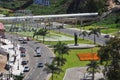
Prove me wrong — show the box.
[0,0,108,15]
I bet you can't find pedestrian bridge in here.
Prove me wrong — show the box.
[0,13,98,20]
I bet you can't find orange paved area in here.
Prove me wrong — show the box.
[0,55,7,72]
[77,53,100,61]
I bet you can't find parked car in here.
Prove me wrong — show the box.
[18,37,24,41]
[23,37,31,41]
[21,60,28,65]
[5,64,12,70]
[20,52,26,57]
[23,66,30,72]
[26,37,31,41]
[104,35,110,38]
[37,63,44,68]
[19,47,26,53]
[20,40,27,44]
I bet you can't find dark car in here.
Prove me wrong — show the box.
[5,64,12,70]
[21,40,27,44]
[23,66,30,72]
[21,60,28,65]
[19,47,26,53]
[20,52,26,57]
[37,63,44,68]
[104,35,110,38]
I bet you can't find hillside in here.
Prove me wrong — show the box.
[0,0,108,15]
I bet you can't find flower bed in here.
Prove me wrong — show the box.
[77,53,100,61]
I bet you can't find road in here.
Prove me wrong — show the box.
[54,27,108,45]
[5,33,54,80]
[35,22,108,45]
[4,23,109,80]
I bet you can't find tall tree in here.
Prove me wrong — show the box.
[38,28,48,43]
[45,62,62,80]
[98,37,120,80]
[33,28,48,43]
[87,60,100,80]
[79,31,88,40]
[54,41,69,67]
[88,28,101,44]
[33,29,39,39]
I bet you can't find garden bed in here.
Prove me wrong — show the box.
[77,53,100,61]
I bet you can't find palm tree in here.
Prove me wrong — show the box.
[33,28,48,43]
[54,57,67,66]
[79,31,88,40]
[87,60,100,80]
[38,28,48,43]
[45,62,62,80]
[33,30,39,39]
[88,28,101,44]
[57,25,63,33]
[98,37,120,80]
[54,41,69,67]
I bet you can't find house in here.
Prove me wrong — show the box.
[0,23,5,38]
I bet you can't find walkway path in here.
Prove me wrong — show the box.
[63,67,104,80]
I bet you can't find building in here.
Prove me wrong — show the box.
[0,23,5,38]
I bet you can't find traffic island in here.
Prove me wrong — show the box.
[67,44,96,49]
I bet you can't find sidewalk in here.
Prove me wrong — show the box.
[63,67,104,80]
[0,38,24,79]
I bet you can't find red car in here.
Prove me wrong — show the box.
[19,47,26,53]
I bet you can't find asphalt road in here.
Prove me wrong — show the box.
[5,33,54,80]
[37,22,109,45]
[4,23,109,80]
[54,28,108,45]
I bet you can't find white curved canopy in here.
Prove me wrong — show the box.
[0,13,98,20]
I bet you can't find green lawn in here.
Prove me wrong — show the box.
[101,28,119,34]
[50,47,100,80]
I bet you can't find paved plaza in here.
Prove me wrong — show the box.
[63,67,104,80]
[67,44,95,49]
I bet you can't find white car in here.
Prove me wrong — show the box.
[23,66,30,72]
[18,37,24,41]
[35,47,41,57]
